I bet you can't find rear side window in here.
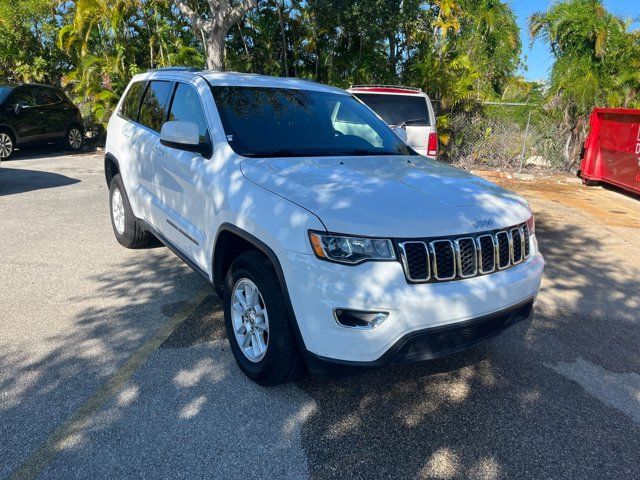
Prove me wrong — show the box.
[354,93,430,126]
[138,81,173,132]
[168,83,209,143]
[120,82,145,121]
[34,88,62,105]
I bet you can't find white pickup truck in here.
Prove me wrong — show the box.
[105,69,544,385]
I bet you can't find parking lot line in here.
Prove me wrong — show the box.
[8,285,212,480]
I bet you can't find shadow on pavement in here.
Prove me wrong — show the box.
[4,144,97,162]
[0,167,80,196]
[1,210,639,479]
[294,217,640,479]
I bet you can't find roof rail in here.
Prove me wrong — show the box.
[147,66,201,72]
[349,84,422,92]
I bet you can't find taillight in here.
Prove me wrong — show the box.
[427,132,438,157]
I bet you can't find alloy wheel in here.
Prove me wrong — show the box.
[230,278,270,362]
[111,187,125,235]
[68,128,83,150]
[0,133,13,159]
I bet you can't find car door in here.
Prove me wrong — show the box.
[6,87,40,141]
[32,87,67,139]
[154,81,212,267]
[133,80,174,235]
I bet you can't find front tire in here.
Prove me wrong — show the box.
[224,251,305,386]
[0,130,14,162]
[109,174,151,248]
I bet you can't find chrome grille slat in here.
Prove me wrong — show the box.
[398,241,430,281]
[455,237,477,278]
[495,231,511,269]
[511,227,524,264]
[522,224,531,257]
[476,234,496,274]
[429,240,456,281]
[399,222,532,283]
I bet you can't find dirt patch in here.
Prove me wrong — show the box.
[476,172,640,229]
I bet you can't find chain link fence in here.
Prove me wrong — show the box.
[439,103,570,171]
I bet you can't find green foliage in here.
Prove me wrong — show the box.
[55,0,204,123]
[0,0,635,170]
[530,0,640,117]
[0,0,68,83]
[529,0,640,163]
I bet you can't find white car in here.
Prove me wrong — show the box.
[105,69,544,385]
[347,85,438,157]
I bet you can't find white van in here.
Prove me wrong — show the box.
[347,85,438,157]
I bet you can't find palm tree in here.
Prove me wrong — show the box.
[530,0,640,164]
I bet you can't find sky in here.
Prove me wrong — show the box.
[511,0,640,82]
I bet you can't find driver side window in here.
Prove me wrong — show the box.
[10,89,36,108]
[332,100,382,147]
[168,83,210,145]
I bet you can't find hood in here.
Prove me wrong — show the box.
[241,155,531,238]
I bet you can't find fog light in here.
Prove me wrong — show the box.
[333,309,389,329]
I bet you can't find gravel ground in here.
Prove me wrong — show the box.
[1,149,639,479]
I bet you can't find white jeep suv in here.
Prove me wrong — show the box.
[105,69,544,385]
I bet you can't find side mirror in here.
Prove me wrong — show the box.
[160,121,210,156]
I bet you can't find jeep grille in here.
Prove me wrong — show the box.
[397,223,531,283]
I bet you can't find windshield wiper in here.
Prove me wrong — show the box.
[398,117,429,127]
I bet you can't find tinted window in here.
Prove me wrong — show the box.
[120,81,145,121]
[354,93,430,126]
[0,86,14,104]
[168,83,209,143]
[34,88,62,105]
[10,88,36,107]
[138,81,173,132]
[212,86,413,158]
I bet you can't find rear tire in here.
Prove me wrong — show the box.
[0,130,14,162]
[65,125,83,151]
[109,174,151,248]
[224,251,305,386]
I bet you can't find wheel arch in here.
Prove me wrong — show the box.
[212,223,308,353]
[104,153,120,186]
[0,125,17,144]
[67,120,84,133]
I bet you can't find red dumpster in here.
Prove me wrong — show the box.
[579,107,640,195]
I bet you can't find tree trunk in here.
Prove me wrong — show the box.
[174,0,259,72]
[276,0,288,76]
[205,28,227,71]
[388,34,397,74]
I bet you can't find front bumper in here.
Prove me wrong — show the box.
[278,240,544,364]
[305,297,533,374]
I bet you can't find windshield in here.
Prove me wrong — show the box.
[0,86,14,104]
[353,93,430,127]
[211,86,414,158]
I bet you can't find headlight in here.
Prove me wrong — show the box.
[308,231,396,264]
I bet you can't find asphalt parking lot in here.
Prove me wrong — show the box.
[1,149,639,479]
